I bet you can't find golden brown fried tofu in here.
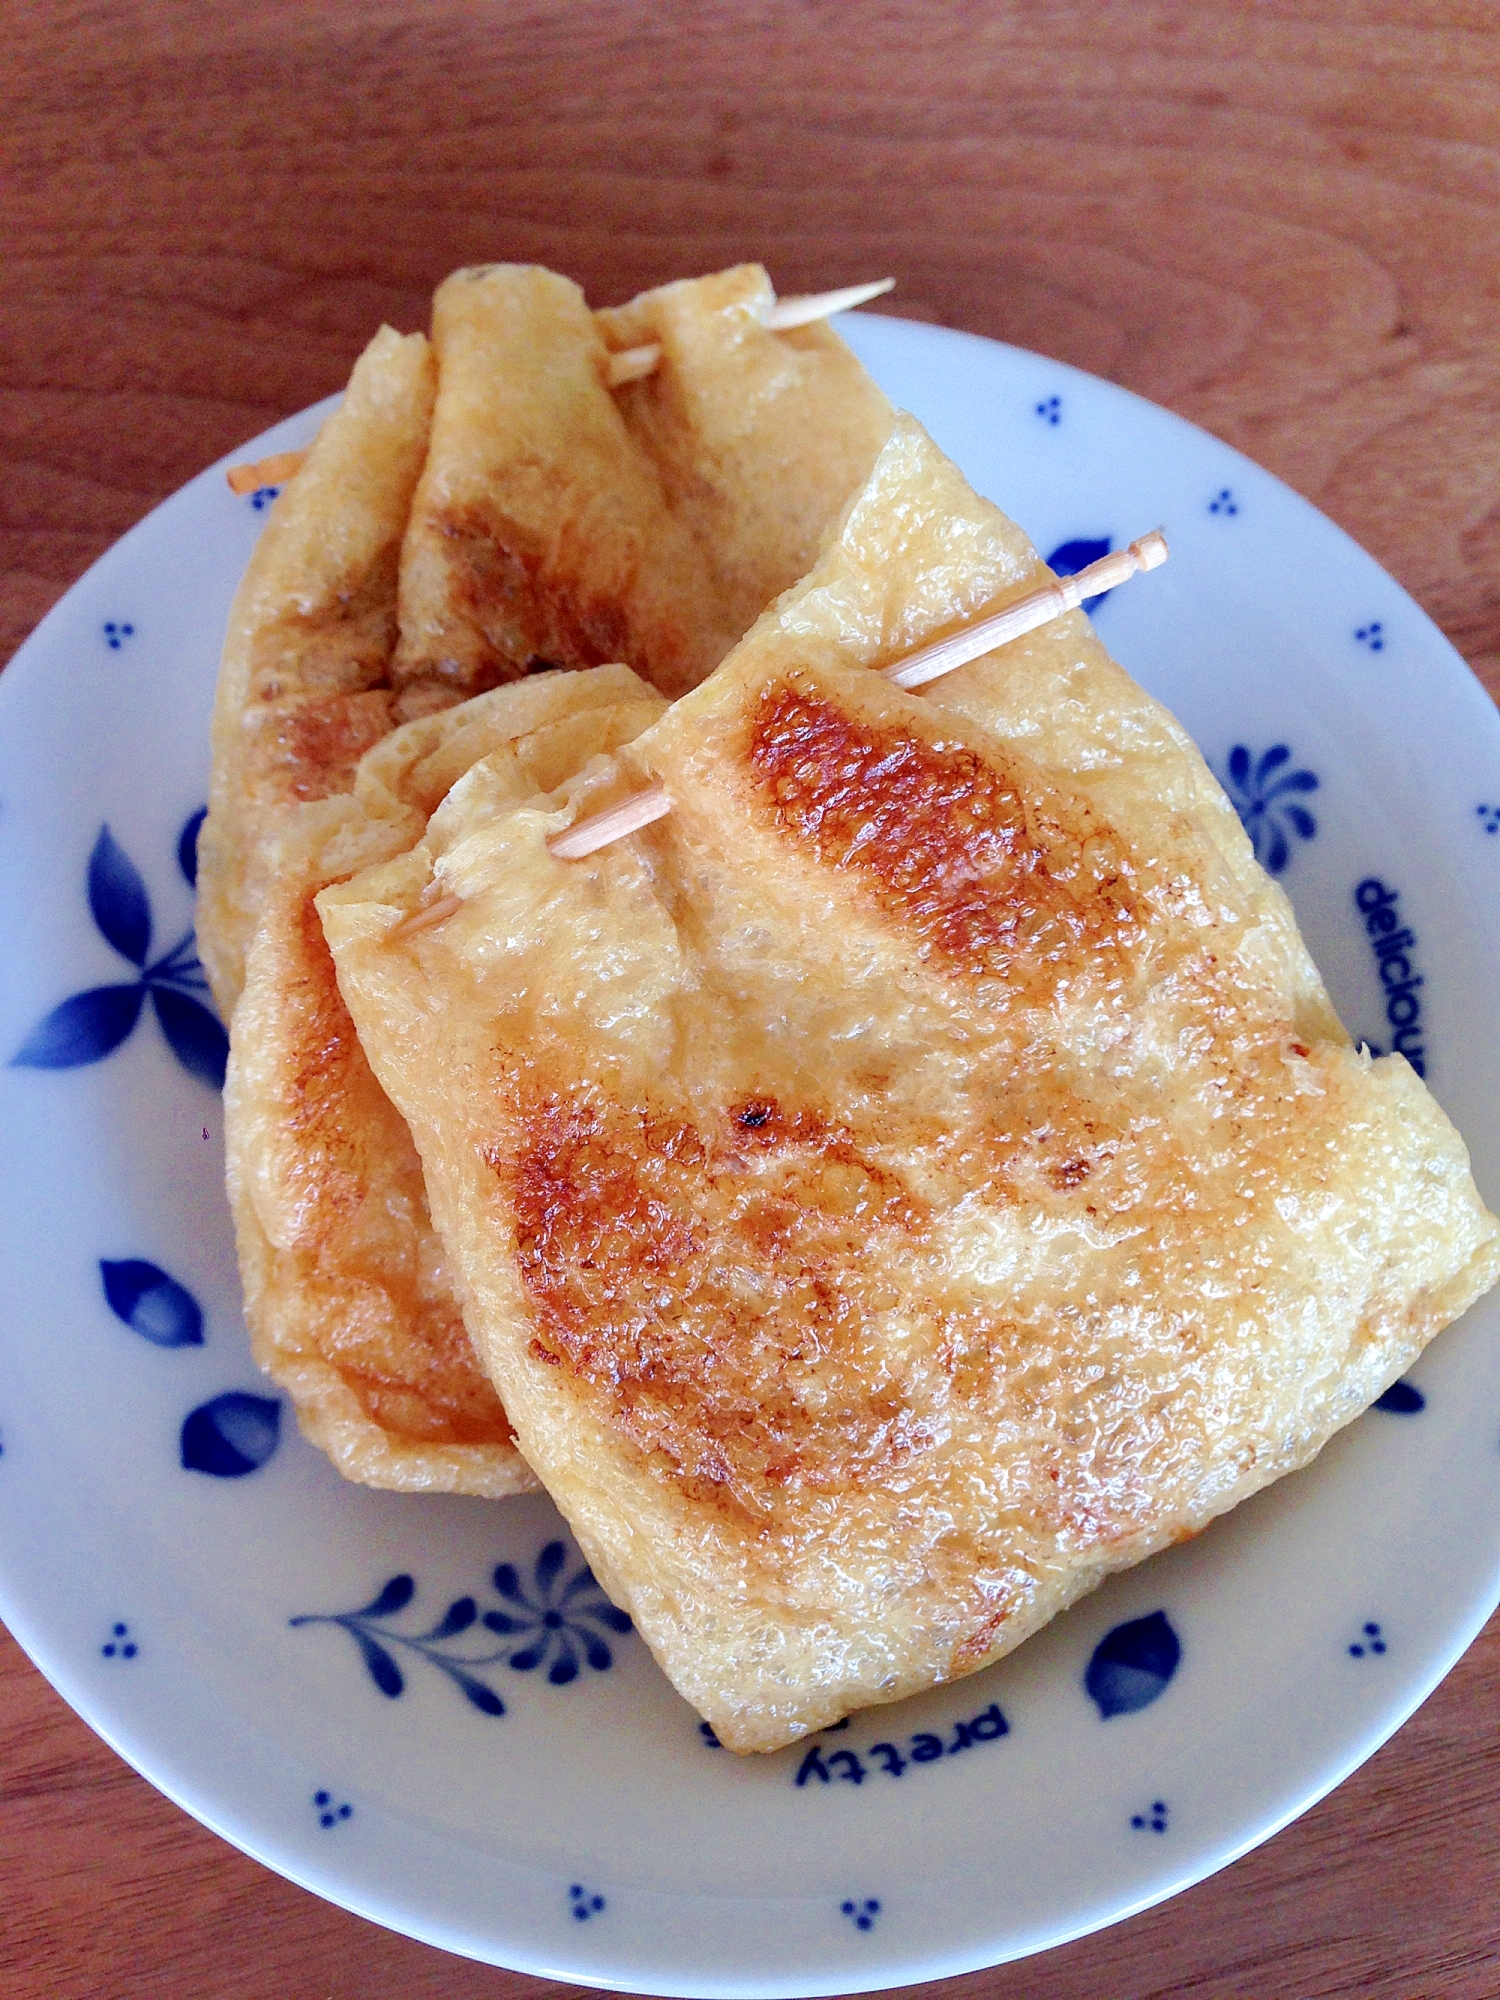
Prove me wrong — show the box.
[228,666,663,1494]
[391,263,892,712]
[200,266,888,1495]
[199,325,436,1015]
[320,417,1500,1746]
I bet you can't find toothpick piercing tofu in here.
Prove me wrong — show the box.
[391,262,893,714]
[227,666,663,1494]
[319,415,1500,1749]
[201,267,891,1495]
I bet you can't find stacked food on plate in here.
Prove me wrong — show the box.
[201,263,1500,1754]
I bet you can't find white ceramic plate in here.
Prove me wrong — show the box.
[3,314,1499,1998]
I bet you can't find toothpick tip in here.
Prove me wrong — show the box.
[1131,529,1169,571]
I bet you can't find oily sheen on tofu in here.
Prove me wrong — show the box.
[200,264,889,1494]
[227,667,662,1494]
[392,261,892,713]
[319,417,1500,1750]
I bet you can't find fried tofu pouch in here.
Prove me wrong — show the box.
[199,267,888,1493]
[321,413,1500,1747]
[392,262,893,713]
[200,324,436,1014]
[227,666,663,1493]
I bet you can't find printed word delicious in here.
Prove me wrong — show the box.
[1356,877,1426,1077]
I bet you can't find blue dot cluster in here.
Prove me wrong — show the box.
[1131,1799,1168,1834]
[1348,1621,1386,1659]
[841,1898,881,1932]
[1355,621,1386,652]
[314,1789,352,1828]
[1209,488,1238,516]
[101,1621,137,1660]
[250,485,281,510]
[1476,804,1500,835]
[1034,395,1062,426]
[102,622,135,649]
[570,1883,605,1921]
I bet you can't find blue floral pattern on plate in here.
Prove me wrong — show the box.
[841,1898,881,1932]
[11,818,227,1088]
[1086,1612,1181,1717]
[1222,745,1319,875]
[100,1259,203,1347]
[180,1392,281,1478]
[291,1543,632,1714]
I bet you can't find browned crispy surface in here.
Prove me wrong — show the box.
[204,266,887,1493]
[227,668,663,1492]
[392,262,891,711]
[199,324,436,1014]
[321,416,1500,1747]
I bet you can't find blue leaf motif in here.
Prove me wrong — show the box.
[356,1574,415,1619]
[492,1562,528,1605]
[1254,744,1290,786]
[535,1539,568,1595]
[88,827,152,966]
[451,1669,507,1715]
[180,1391,281,1477]
[1228,744,1251,788]
[425,1597,478,1640]
[547,1642,580,1687]
[1376,1378,1426,1414]
[1086,1610,1181,1718]
[178,806,207,888]
[99,1259,204,1346]
[353,1629,405,1699]
[587,1603,633,1635]
[12,985,144,1069]
[151,988,228,1091]
[481,1609,531,1635]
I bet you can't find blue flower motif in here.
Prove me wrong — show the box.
[291,1544,633,1713]
[1086,1610,1181,1717]
[484,1540,633,1684]
[11,817,227,1088]
[1222,744,1319,875]
[180,1392,281,1477]
[1375,1378,1425,1414]
[291,1574,510,1715]
[1046,536,1113,614]
[100,1259,204,1347]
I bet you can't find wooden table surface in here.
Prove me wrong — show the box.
[5,4,1500,1995]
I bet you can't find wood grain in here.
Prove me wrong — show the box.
[4,3,1500,1994]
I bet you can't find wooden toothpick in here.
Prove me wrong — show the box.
[603,277,896,390]
[544,531,1169,862]
[225,448,307,496]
